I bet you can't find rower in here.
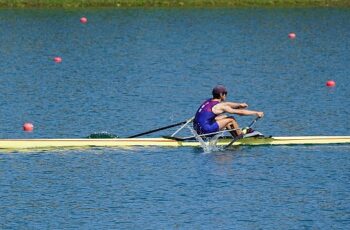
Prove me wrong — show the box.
[193,85,264,138]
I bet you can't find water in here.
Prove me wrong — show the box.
[0,8,350,229]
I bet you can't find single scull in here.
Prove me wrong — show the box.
[1,118,349,151]
[0,136,350,150]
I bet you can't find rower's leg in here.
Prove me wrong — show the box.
[227,119,242,137]
[216,117,242,137]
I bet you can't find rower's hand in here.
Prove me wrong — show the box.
[256,112,264,118]
[240,103,248,109]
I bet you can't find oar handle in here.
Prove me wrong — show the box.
[224,116,261,149]
[248,116,260,128]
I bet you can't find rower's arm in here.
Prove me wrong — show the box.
[224,102,248,109]
[213,102,246,113]
[220,104,264,117]
[230,109,263,117]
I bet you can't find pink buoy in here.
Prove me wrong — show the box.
[80,17,88,24]
[326,80,336,87]
[23,123,34,132]
[288,32,296,39]
[54,56,62,63]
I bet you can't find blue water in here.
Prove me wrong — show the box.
[0,8,349,229]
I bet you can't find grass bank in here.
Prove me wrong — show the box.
[0,0,350,8]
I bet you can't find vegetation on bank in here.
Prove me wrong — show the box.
[0,0,350,8]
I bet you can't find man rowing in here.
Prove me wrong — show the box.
[193,85,264,138]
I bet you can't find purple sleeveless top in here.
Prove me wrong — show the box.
[193,99,220,134]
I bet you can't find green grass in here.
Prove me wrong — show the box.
[0,0,350,8]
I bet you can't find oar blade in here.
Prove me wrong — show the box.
[86,132,119,139]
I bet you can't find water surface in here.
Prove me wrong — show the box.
[0,8,349,229]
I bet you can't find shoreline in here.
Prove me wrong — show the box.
[1,1,350,8]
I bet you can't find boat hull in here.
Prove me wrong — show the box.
[0,136,350,150]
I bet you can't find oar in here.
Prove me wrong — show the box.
[127,118,193,138]
[224,117,261,149]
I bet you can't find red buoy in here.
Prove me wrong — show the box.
[54,56,62,63]
[326,80,336,87]
[23,123,34,132]
[80,17,88,24]
[288,33,296,39]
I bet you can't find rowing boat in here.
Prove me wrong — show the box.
[1,136,350,150]
[1,118,349,151]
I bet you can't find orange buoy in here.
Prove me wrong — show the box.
[54,56,62,63]
[288,32,296,39]
[326,80,336,87]
[23,123,34,132]
[80,17,88,24]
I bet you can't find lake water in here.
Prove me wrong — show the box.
[0,8,349,229]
